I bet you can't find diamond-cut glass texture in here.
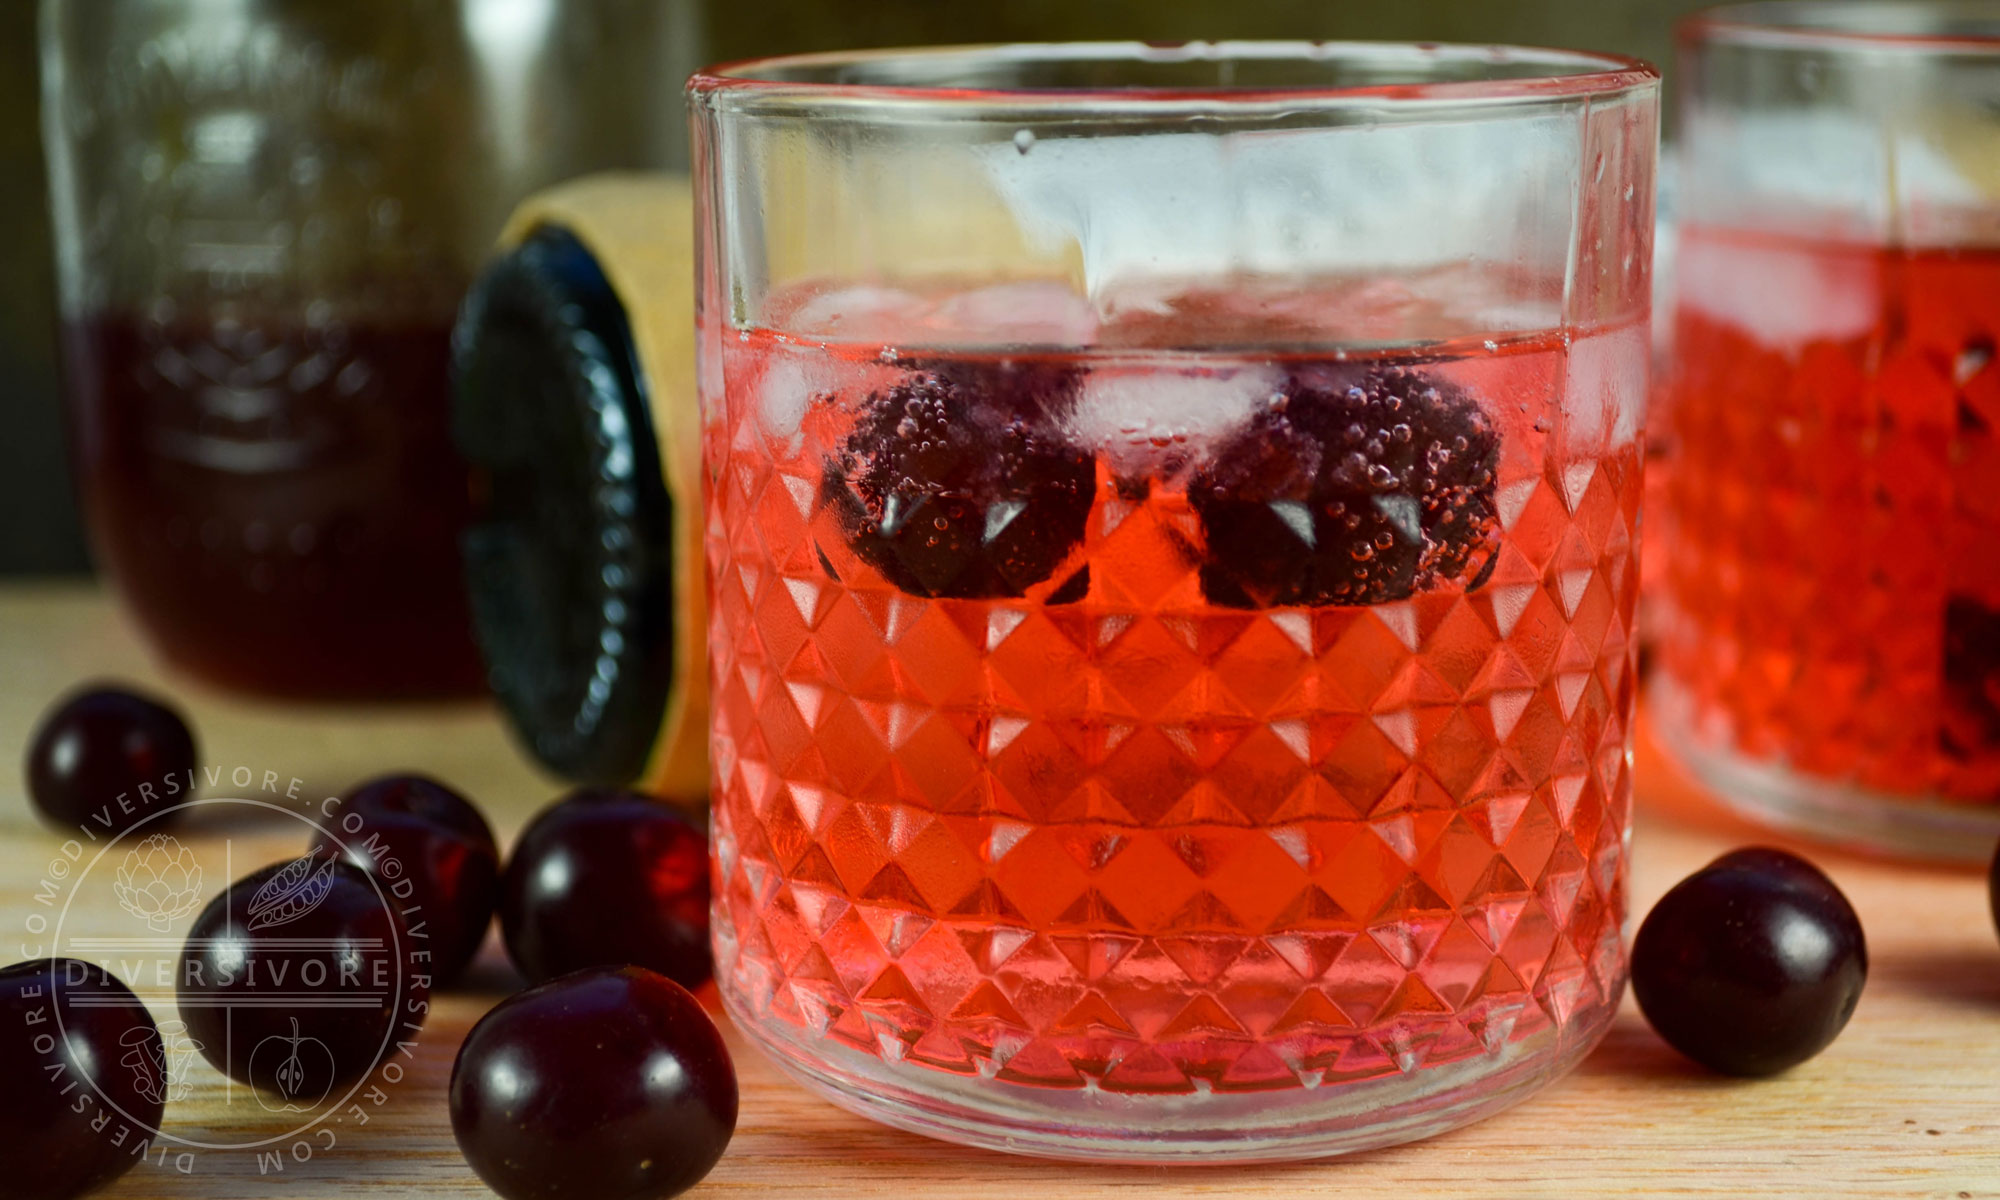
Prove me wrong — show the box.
[708,331,1639,1096]
[1660,230,2000,804]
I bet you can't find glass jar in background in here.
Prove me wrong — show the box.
[40,0,698,700]
[693,43,1656,1159]
[1656,2,2000,858]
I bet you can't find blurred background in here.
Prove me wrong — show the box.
[0,0,1714,575]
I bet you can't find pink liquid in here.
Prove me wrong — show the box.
[708,283,1640,1094]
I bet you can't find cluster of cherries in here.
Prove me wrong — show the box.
[7,684,730,1200]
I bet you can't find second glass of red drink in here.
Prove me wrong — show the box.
[1657,1,2000,858]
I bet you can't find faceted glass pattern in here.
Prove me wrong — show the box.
[1657,227,2000,844]
[706,326,1641,1107]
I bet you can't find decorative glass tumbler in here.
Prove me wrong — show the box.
[693,43,1657,1161]
[1655,2,2000,859]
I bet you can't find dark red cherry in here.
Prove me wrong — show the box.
[1632,847,1867,1076]
[315,775,500,986]
[25,684,198,837]
[178,851,430,1102]
[450,966,736,1200]
[338,773,498,853]
[500,789,710,989]
[0,959,164,1200]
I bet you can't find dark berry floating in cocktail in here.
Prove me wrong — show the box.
[500,789,711,989]
[25,683,198,836]
[0,959,164,1200]
[1191,366,1501,609]
[315,774,500,986]
[1943,596,2000,765]
[1632,847,1867,1076]
[179,850,430,1099]
[450,965,737,1200]
[822,364,1093,599]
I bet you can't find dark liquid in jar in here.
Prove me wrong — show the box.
[63,311,483,700]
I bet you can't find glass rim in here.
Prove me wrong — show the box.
[687,40,1659,112]
[1682,1,2000,54]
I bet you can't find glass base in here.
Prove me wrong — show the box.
[1650,677,2000,863]
[719,981,1618,1164]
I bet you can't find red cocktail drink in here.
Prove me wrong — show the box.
[1655,2,2000,855]
[693,41,1656,1159]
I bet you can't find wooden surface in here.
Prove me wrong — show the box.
[1,579,1995,1198]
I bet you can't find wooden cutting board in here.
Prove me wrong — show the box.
[1,581,1993,1198]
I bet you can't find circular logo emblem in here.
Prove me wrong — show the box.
[17,770,433,1180]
